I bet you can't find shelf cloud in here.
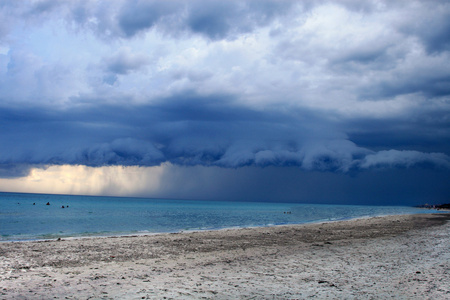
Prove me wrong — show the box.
[0,0,449,203]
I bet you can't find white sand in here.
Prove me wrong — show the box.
[1,213,449,299]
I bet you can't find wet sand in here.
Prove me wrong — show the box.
[1,213,449,299]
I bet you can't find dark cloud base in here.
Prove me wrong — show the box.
[1,93,449,179]
[138,165,450,206]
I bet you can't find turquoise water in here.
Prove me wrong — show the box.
[0,192,440,241]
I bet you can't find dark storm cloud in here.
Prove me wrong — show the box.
[104,49,150,75]
[0,0,449,202]
[27,0,61,15]
[3,0,450,51]
[346,112,450,154]
[0,164,32,178]
[0,0,294,41]
[1,93,449,178]
[116,0,295,39]
[153,165,450,205]
[118,0,180,38]
[359,63,450,99]
[101,48,151,84]
[396,1,450,53]
[184,0,293,40]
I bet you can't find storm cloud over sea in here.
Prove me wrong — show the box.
[0,0,449,204]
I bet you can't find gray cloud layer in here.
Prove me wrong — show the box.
[0,0,450,180]
[0,93,448,177]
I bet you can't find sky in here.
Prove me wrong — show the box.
[0,0,449,205]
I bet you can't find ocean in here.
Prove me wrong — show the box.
[0,192,441,241]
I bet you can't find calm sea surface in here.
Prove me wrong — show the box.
[0,192,440,241]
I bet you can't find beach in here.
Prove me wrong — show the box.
[1,213,449,299]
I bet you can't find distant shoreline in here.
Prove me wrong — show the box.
[416,203,450,211]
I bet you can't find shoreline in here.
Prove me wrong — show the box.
[1,213,449,299]
[1,210,445,243]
